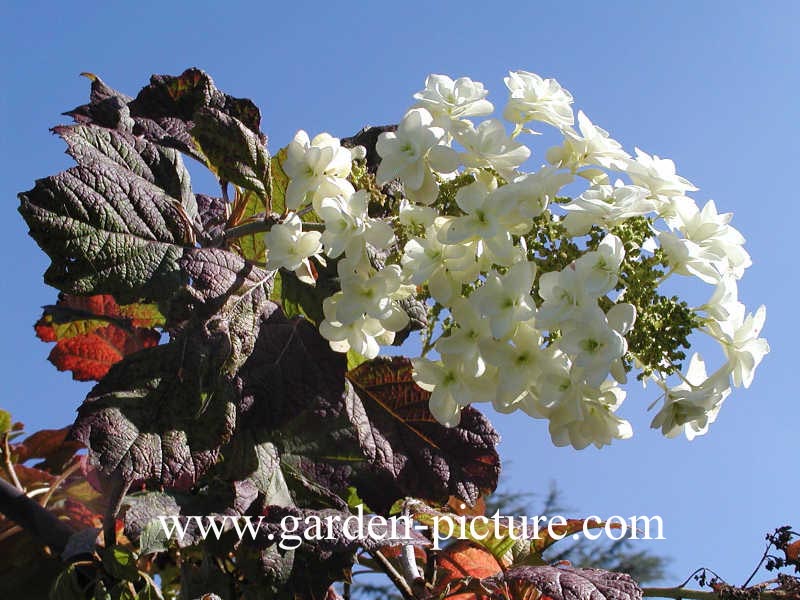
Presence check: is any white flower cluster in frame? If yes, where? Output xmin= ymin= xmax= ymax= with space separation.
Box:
xmin=265 ymin=71 xmax=769 ymax=449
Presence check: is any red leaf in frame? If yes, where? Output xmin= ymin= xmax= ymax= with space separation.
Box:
xmin=35 ymin=294 xmax=162 ymax=381
xmin=47 ymin=324 xmax=160 ymax=381
xmin=786 ymin=539 xmax=800 ymax=563
xmin=434 ymin=540 xmax=503 ymax=600
xmin=12 ymin=427 xmax=82 ymax=471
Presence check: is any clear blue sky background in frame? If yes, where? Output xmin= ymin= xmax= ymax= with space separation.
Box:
xmin=1 ymin=0 xmax=797 ymax=588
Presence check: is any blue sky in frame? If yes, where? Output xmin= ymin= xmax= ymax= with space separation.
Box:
xmin=2 ymin=0 xmax=797 ymax=588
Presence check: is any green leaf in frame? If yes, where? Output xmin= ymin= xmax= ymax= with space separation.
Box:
xmin=269 ymin=148 xmax=289 ymax=216
xmin=271 ymin=258 xmax=340 ymax=325
xmin=346 ymin=349 xmax=367 ymax=370
xmin=136 ymin=574 xmax=164 ymax=600
xmin=102 ymin=546 xmax=139 ymax=582
xmin=192 ymin=107 xmax=270 ymax=198
xmin=137 ymin=519 xmax=170 ymax=556
xmin=0 ymin=409 xmax=11 ymax=434
xmin=49 ymin=565 xmax=85 ymax=600
xmin=228 ymin=189 xmax=267 ymax=263
xmin=409 ymin=501 xmax=521 ymax=566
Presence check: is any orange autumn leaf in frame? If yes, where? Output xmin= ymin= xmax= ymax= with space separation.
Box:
xmin=435 ymin=540 xmax=503 ymax=600
xmin=35 ymin=294 xmax=162 ymax=381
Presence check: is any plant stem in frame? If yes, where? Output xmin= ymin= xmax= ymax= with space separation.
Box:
xmin=643 ymin=587 xmax=791 ymax=600
xmin=216 ymin=218 xmax=324 ymax=246
xmin=103 ymin=477 xmax=131 ymax=549
xmin=0 ymin=477 xmax=74 ymax=554
xmin=370 ymin=549 xmax=416 ymax=600
xmin=1 ymin=433 xmax=23 ymax=490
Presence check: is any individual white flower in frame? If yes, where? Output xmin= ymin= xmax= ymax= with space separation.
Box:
xmin=558 ymin=307 xmax=628 ymax=387
xmin=376 ymin=108 xmax=459 ymax=205
xmin=624 ymin=148 xmax=697 ymax=199
xmin=398 ymin=198 xmax=436 ymax=229
xmin=707 ymin=304 xmax=769 ymax=388
xmin=455 ymin=119 xmax=531 ymax=180
xmin=470 ymin=260 xmax=537 ymax=340
xmin=503 ymin=70 xmax=574 ymax=129
xmin=574 ymin=234 xmax=626 ymax=295
xmin=402 ymin=221 xmax=479 ymax=305
xmin=700 ymin=276 xmax=740 ymax=321
xmin=650 ymin=354 xmax=731 ymax=440
xmin=264 ymin=213 xmax=323 ymax=285
xmin=435 ymin=175 xmax=518 ymax=266
xmin=319 ymin=294 xmax=393 ymax=359
xmin=546 ymin=111 xmax=629 ymax=171
xmin=667 ymin=198 xmax=751 ymax=279
xmin=657 ymin=231 xmax=724 ymax=284
xmin=536 ymin=263 xmax=596 ymax=330
xmin=411 ymin=356 xmax=497 ymax=427
xmin=283 ymin=131 xmax=354 ymax=209
xmin=337 ymin=264 xmax=407 ymax=325
xmin=480 ymin=323 xmax=545 ymax=412
xmin=545 ymin=374 xmax=632 ymax=450
xmin=315 ymin=190 xmax=394 ymax=259
xmin=561 ymin=183 xmax=656 ymax=236
xmin=435 ymin=297 xmax=492 ymax=377
xmin=494 ymin=167 xmax=574 ymax=227
xmin=412 ymin=74 xmax=494 ymax=129
xmin=605 ymin=303 xmax=637 ymax=383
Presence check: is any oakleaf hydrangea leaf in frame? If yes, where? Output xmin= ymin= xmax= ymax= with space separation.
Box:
xmin=346 ymin=357 xmax=500 ymax=513
xmin=180 ymin=248 xmax=274 ymax=375
xmin=192 ymin=107 xmax=270 ymax=197
xmin=35 ymin=294 xmax=163 ymax=381
xmin=488 ymin=566 xmax=643 ymax=600
xmin=66 ymin=69 xmax=265 ymax=165
xmin=194 ymin=194 xmax=229 ymax=246
xmin=228 ymin=308 xmax=359 ymax=507
xmin=19 ymin=161 xmax=193 ymax=302
xmin=71 ymin=331 xmax=238 ymax=490
xmin=53 ymin=123 xmax=195 ymax=212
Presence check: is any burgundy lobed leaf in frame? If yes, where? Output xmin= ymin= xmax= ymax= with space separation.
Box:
xmin=195 ymin=194 xmax=229 ymax=246
xmin=192 ymin=107 xmax=271 ymax=196
xmin=70 ymin=330 xmax=238 ymax=490
xmin=489 ymin=565 xmax=644 ymax=600
xmin=18 ymin=160 xmax=194 ymax=303
xmin=53 ymin=123 xmax=195 ymax=210
xmin=65 ymin=68 xmax=266 ymax=166
xmin=179 ymin=247 xmax=274 ymax=375
xmin=345 ymin=357 xmax=500 ymax=513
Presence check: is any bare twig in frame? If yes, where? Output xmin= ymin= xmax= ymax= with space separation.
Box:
xmin=370 ymin=549 xmax=416 ymax=600
xmin=1 ymin=433 xmax=23 ymax=491
xmin=743 ymin=539 xmax=773 ymax=588
xmin=40 ymin=459 xmax=81 ymax=508
xmin=643 ymin=586 xmax=794 ymax=600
